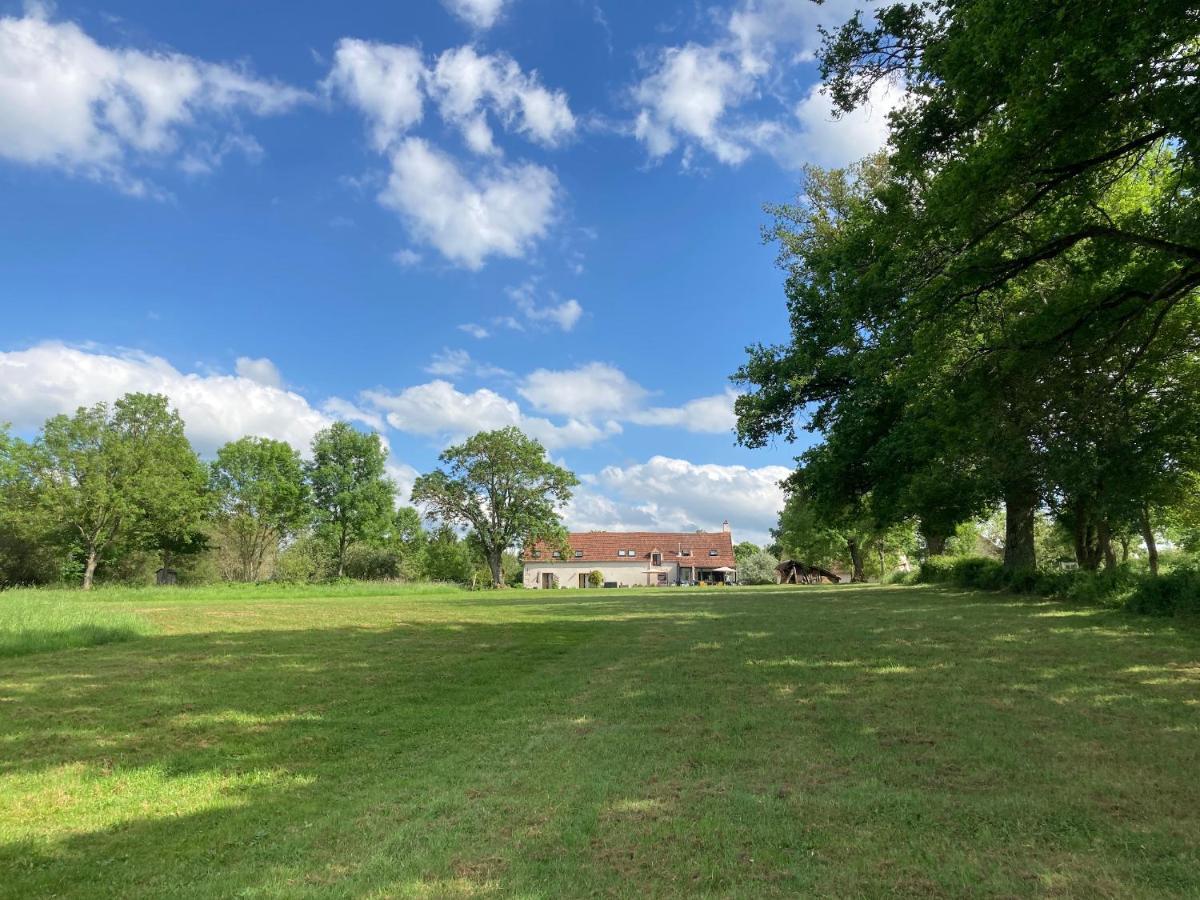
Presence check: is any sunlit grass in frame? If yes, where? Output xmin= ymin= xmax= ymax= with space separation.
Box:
xmin=0 ymin=593 xmax=152 ymax=658
xmin=0 ymin=583 xmax=1198 ymax=897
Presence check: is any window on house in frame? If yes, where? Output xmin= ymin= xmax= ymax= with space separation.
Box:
xmin=681 ymin=550 xmax=692 ymax=557
xmin=616 ymin=550 xmax=625 ymax=557
xmin=552 ymin=551 xmax=562 ymax=558
xmin=574 ymin=550 xmax=584 ymax=558
xmin=532 ymin=551 xmax=541 ymax=558
xmin=652 ymin=552 xmax=662 ymax=565
xmin=709 ymin=549 xmax=719 ymax=556
xmin=626 ymin=549 xmax=635 ymax=556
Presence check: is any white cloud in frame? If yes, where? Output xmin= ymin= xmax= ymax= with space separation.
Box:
xmin=235 ymin=356 xmax=283 ymax=389
xmin=441 ymin=0 xmax=511 ymax=30
xmin=321 ymin=396 xmax=386 ymax=432
xmin=379 ymin=137 xmax=559 ymax=270
xmin=566 ymin=455 xmax=790 ymax=546
xmin=424 ymin=348 xmax=510 ymax=379
xmin=0 ymin=8 xmax=307 ymax=193
xmin=519 ymin=363 xmax=648 ymax=417
xmin=363 ymin=380 xmax=616 ymax=450
xmin=458 ymin=323 xmax=490 ymax=339
xmin=392 ymin=248 xmax=422 ymax=267
xmin=633 ymin=44 xmax=754 ymax=166
xmin=327 ymin=39 xmax=572 ymax=268
xmin=429 ymin=46 xmax=574 ymax=154
xmin=505 ymin=280 xmax=584 ymax=331
xmin=0 ymin=343 xmax=331 ymax=455
xmin=627 ymin=388 xmax=739 ymax=434
xmin=630 ymin=0 xmax=893 ymax=170
xmin=324 ymin=38 xmax=425 ymax=151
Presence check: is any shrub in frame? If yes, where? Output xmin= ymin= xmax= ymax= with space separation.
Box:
xmin=739 ymin=549 xmax=779 ymax=585
xmin=587 ymin=570 xmax=604 ymax=587
xmin=1126 ymin=565 xmax=1200 ymax=616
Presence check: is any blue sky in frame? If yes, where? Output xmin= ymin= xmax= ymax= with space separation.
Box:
xmin=0 ymin=0 xmax=895 ymax=544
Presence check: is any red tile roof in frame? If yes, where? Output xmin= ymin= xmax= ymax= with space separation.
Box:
xmin=526 ymin=530 xmax=735 ymax=567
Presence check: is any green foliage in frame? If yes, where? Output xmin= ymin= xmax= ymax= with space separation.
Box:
xmin=274 ymin=533 xmax=335 ymax=583
xmin=1126 ymin=566 xmax=1200 ymax=617
xmin=733 ymin=541 xmax=760 ymax=564
xmin=210 ymin=437 xmax=310 ymax=582
xmin=736 ymin=0 xmax=1200 ymax=575
xmin=738 ymin=549 xmax=779 ymax=585
xmin=411 ymin=427 xmax=578 ymax=587
xmin=306 ymin=422 xmax=395 ymax=578
xmin=914 ymin=555 xmax=1174 ymax=612
xmin=587 ymin=569 xmax=604 ymax=587
xmin=32 ymin=394 xmax=209 ymax=588
xmin=422 ymin=525 xmax=475 ymax=585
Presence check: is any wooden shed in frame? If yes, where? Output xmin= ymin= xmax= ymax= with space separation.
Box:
xmin=775 ymin=559 xmax=841 ymax=585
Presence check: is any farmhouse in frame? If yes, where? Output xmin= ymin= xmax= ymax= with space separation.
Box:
xmin=523 ymin=522 xmax=737 ymax=588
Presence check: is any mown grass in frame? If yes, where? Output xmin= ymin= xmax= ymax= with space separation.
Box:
xmin=1 ymin=584 xmax=1198 ymax=897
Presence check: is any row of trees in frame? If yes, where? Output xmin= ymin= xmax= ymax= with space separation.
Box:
xmin=0 ymin=395 xmax=578 ymax=589
xmin=735 ymin=0 xmax=1200 ymax=576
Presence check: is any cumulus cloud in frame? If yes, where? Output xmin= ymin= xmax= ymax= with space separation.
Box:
xmin=379 ymin=137 xmax=559 ymax=269
xmin=633 ymin=44 xmax=754 ymax=166
xmin=630 ymin=0 xmax=894 ymax=170
xmin=429 ymin=46 xmax=574 ymax=154
xmin=0 ymin=7 xmax=307 ymax=193
xmin=234 ymin=356 xmax=283 ymax=388
xmin=327 ymin=39 xmax=571 ymax=268
xmin=324 ymin=39 xmax=426 ymax=151
xmin=441 ymin=0 xmax=511 ymax=30
xmin=627 ymin=388 xmax=739 ymax=434
xmin=0 ymin=343 xmax=331 ymax=455
xmin=566 ymin=455 xmax=790 ymax=546
xmin=363 ymin=380 xmax=616 ymax=450
xmin=518 ymin=363 xmax=648 ymax=417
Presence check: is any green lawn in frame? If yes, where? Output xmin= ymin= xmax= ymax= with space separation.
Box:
xmin=1 ymin=584 xmax=1198 ymax=898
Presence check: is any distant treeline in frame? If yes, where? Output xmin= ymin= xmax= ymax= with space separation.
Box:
xmin=0 ymin=393 xmax=516 ymax=590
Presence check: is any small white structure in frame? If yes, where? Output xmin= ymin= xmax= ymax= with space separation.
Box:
xmin=523 ymin=522 xmax=736 ymax=588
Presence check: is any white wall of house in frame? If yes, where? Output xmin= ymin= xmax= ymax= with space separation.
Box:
xmin=523 ymin=560 xmax=681 ymax=588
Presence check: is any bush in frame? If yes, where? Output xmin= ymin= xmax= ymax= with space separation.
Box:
xmin=1126 ymin=565 xmax=1200 ymax=616
xmin=739 ymin=549 xmax=779 ymax=585
xmin=916 ymin=554 xmax=1183 ymax=614
xmin=587 ymin=570 xmax=604 ymax=587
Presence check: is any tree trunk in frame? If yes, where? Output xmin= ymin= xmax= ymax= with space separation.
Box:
xmin=920 ymin=525 xmax=947 ymax=557
xmin=847 ymin=538 xmax=865 ymax=583
xmin=487 ymin=549 xmax=504 ymax=588
xmin=1140 ymin=504 xmax=1159 ymax=576
xmin=82 ymin=547 xmax=98 ymax=591
xmin=1100 ymin=519 xmax=1116 ymax=570
xmin=1073 ymin=516 xmax=1102 ymax=571
xmin=1118 ymin=534 xmax=1130 ymax=564
xmin=1003 ymin=481 xmax=1037 ymax=571
xmin=337 ymin=524 xmax=348 ymax=579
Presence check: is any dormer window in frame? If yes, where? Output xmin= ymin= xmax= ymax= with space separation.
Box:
xmin=552 ymin=551 xmax=562 ymax=559
xmin=574 ymin=550 xmax=584 ymax=558
xmin=709 ymin=549 xmax=719 ymax=556
xmin=680 ymin=549 xmax=692 ymax=557
xmin=652 ymin=552 xmax=662 ymax=565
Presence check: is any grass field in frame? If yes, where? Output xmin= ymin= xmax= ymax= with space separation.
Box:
xmin=1 ymin=583 xmax=1198 ymax=898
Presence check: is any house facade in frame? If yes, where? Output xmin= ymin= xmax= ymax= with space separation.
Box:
xmin=523 ymin=522 xmax=737 ymax=588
